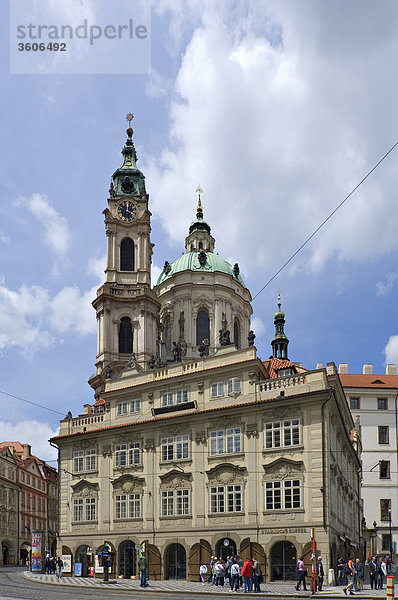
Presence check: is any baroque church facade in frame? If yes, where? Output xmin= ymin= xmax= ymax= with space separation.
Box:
xmin=52 ymin=119 xmax=361 ymax=581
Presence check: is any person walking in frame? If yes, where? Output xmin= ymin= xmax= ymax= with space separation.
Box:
xmin=343 ymin=557 xmax=355 ymax=595
xmin=316 ymin=556 xmax=324 ymax=591
xmin=56 ymin=556 xmax=63 ymax=580
xmin=252 ymin=557 xmax=261 ymax=593
xmin=214 ymin=559 xmax=225 ymax=587
xmin=369 ymin=556 xmax=377 ymax=590
xmin=379 ymin=557 xmax=387 ymax=589
xmin=138 ymin=551 xmax=148 ymax=587
xmin=230 ymin=558 xmax=240 ymax=592
xmin=208 ymin=556 xmax=214 ymax=583
xmin=241 ymin=558 xmax=253 ymax=592
xmin=296 ymin=557 xmax=307 ymax=591
xmin=337 ymin=557 xmax=346 ymax=586
xmin=200 ymin=563 xmax=207 ymax=584
xmin=355 ymin=559 xmax=364 ymax=591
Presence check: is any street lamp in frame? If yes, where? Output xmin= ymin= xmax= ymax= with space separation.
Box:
xmin=388 ymin=507 xmax=393 ymax=566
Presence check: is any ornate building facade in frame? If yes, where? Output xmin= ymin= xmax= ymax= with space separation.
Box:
xmin=52 ymin=119 xmax=361 ymax=581
xmin=0 ymin=446 xmax=19 ymax=565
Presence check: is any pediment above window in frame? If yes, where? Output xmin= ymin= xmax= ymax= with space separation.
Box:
xmin=111 ymin=474 xmax=144 ymax=492
xmin=71 ymin=480 xmax=99 ymax=496
xmin=206 ymin=463 xmax=246 ymax=484
xmin=263 ymin=457 xmax=304 ymax=479
xmin=159 ymin=469 xmax=192 ymax=488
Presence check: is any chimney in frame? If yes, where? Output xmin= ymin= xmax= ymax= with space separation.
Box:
xmin=316 ymin=362 xmax=323 ymax=369
xmin=22 ymin=444 xmax=31 ymax=460
xmin=386 ymin=364 xmax=396 ymax=376
xmin=363 ymin=364 xmax=373 ymax=375
xmin=326 ymin=362 xmax=337 ymax=375
xmin=339 ymin=363 xmax=349 ymax=374
xmin=83 ymin=404 xmax=92 ymax=415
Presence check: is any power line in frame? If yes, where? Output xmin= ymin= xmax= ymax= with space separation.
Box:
xmin=0 ymin=389 xmax=64 ymax=416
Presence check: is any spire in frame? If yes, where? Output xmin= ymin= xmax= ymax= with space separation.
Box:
xmin=271 ymin=289 xmax=289 ymax=359
xmin=111 ymin=113 xmax=146 ymax=197
xmin=185 ymin=187 xmax=215 ymax=252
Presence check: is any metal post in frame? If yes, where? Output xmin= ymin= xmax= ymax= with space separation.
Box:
xmin=389 ymin=508 xmax=393 ymax=566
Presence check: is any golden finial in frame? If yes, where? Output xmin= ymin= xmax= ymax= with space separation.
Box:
xmin=126 ymin=112 xmax=134 ymax=123
xmin=196 ymin=185 xmax=203 ymax=212
xmin=277 ymin=289 xmax=281 ymax=303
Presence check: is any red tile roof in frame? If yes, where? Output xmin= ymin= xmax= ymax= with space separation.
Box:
xmin=339 ymin=374 xmax=398 ymax=388
xmin=263 ymin=358 xmax=297 ymax=379
xmin=93 ymin=398 xmax=106 ymax=406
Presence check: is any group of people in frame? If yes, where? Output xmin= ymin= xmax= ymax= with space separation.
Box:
xmin=45 ymin=554 xmax=64 ymax=579
xmin=200 ymin=555 xmax=263 ymax=592
xmin=295 ymin=556 xmax=325 ymax=592
xmin=337 ymin=555 xmax=388 ymax=594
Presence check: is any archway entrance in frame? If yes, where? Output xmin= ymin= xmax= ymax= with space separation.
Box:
xmin=271 ymin=541 xmax=297 ymax=581
xmin=165 ymin=544 xmax=186 ymax=579
xmin=2 ymin=543 xmax=9 ymax=565
xmin=20 ymin=543 xmax=30 ymax=566
xmin=216 ymin=537 xmax=237 ymax=561
xmin=118 ymin=540 xmax=136 ymax=578
xmin=75 ymin=545 xmax=94 ymax=577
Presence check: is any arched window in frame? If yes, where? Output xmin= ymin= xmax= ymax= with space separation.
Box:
xmin=120 ymin=238 xmax=134 ymax=271
xmin=164 ymin=316 xmax=172 ymax=351
xmin=196 ymin=310 xmax=210 ymax=346
xmin=119 ymin=317 xmax=133 ymax=353
xmin=234 ymin=319 xmax=241 ymax=349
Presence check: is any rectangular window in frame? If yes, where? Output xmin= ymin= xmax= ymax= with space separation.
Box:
xmin=85 ymin=497 xmax=96 ymax=521
xmin=73 ymin=498 xmax=84 ymax=522
xmin=161 ymin=490 xmax=174 ymax=516
xmin=378 ymin=398 xmax=388 ymax=410
xmin=265 ymin=419 xmax=301 ymax=449
xmin=379 ymin=461 xmax=390 ymax=479
xmin=115 ymin=494 xmax=127 ymax=519
xmin=162 ymin=390 xmax=189 ymax=406
xmin=73 ymin=449 xmax=96 ymax=472
xmin=128 ymin=442 xmax=141 ymax=465
xmin=228 ymin=378 xmax=242 ymax=394
xmin=115 ymin=444 xmax=127 ymax=467
xmin=210 ymin=484 xmax=242 ymax=513
xmin=161 ymin=435 xmax=189 ymax=461
xmin=380 ymin=499 xmax=391 ymax=521
xmin=85 ymin=449 xmax=96 ymax=471
xmin=382 ymin=534 xmax=391 ymax=551
xmin=210 ymin=428 xmax=242 ymax=455
xmin=130 ymin=399 xmax=141 ymax=413
xmin=378 ymin=426 xmax=389 ymax=444
xmin=265 ymin=479 xmax=302 ymax=510
xmin=350 ymin=397 xmax=360 ymax=410
xmin=117 ymin=401 xmax=128 ymax=416
xmin=176 ymin=489 xmax=190 ymax=515
xmin=73 ymin=451 xmax=84 ymax=472
xmin=129 ymin=493 xmax=141 ymax=518
xmin=211 ymin=382 xmax=225 ymax=398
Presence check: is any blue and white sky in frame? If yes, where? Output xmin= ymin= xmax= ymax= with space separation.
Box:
xmin=2 ymin=0 xmax=398 ymax=463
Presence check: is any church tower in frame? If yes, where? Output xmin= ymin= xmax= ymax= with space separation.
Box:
xmin=271 ymin=291 xmax=289 ymax=359
xmin=89 ymin=115 xmax=160 ymax=396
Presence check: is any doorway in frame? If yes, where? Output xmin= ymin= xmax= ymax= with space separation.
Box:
xmin=271 ymin=541 xmax=297 ymax=581
xmin=216 ymin=537 xmax=237 ymax=561
xmin=118 ymin=540 xmax=136 ymax=578
xmin=165 ymin=543 xmax=186 ymax=579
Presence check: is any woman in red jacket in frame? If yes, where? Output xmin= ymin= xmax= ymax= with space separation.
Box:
xmin=241 ymin=559 xmax=253 ymax=592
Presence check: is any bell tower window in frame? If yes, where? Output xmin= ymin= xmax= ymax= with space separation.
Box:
xmin=120 ymin=238 xmax=135 ymax=271
xmin=164 ymin=316 xmax=172 ymax=351
xmin=119 ymin=317 xmax=133 ymax=353
xmin=196 ymin=310 xmax=210 ymax=347
xmin=234 ymin=319 xmax=241 ymax=349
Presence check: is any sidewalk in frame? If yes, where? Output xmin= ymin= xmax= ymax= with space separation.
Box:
xmin=23 ymin=572 xmax=397 ymax=597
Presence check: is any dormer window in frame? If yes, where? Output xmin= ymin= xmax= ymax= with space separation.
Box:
xmin=276 ymin=368 xmax=294 ymax=378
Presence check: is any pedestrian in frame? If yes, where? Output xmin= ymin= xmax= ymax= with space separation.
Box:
xmin=138 ymin=551 xmax=148 ymax=588
xmin=375 ymin=557 xmax=381 ymax=589
xmin=230 ymin=558 xmax=240 ymax=592
xmin=208 ymin=556 xmax=214 ymax=583
xmin=214 ymin=559 xmax=225 ymax=587
xmin=212 ymin=556 xmax=218 ymax=585
xmin=296 ymin=557 xmax=307 ymax=591
xmin=252 ymin=557 xmax=261 ymax=592
xmin=237 ymin=555 xmax=243 ymax=587
xmin=316 ymin=556 xmax=324 ymax=591
xmin=241 ymin=557 xmax=253 ymax=592
xmin=200 ymin=562 xmax=207 ymax=584
xmin=379 ymin=558 xmax=387 ymax=589
xmin=343 ymin=557 xmax=355 ymax=595
xmin=225 ymin=555 xmax=233 ymax=586
xmin=369 ymin=556 xmax=377 ymax=590
xmin=56 ymin=556 xmax=63 ymax=579
xmin=355 ymin=558 xmax=363 ymax=591
xmin=337 ymin=557 xmax=345 ymax=586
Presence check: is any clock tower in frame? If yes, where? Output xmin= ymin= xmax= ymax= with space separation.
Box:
xmin=89 ymin=115 xmax=160 ymax=396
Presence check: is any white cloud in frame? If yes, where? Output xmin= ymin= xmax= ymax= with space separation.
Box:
xmin=0 ymin=421 xmax=59 ymax=463
xmin=48 ymin=284 xmax=97 ymax=335
xmin=376 ymin=273 xmax=397 ymax=297
xmin=88 ymin=255 xmax=106 ymax=281
xmin=145 ymin=2 xmax=398 ymax=280
xmin=152 ymin=262 xmax=162 ymax=285
xmin=13 ymin=194 xmax=71 ymax=258
xmin=0 ymin=233 xmax=10 ymax=243
xmin=384 ymin=335 xmax=398 ymax=365
xmin=251 ymin=316 xmax=265 ymax=338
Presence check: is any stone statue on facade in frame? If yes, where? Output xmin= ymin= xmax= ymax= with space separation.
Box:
xmin=248 ymin=330 xmax=256 ymax=346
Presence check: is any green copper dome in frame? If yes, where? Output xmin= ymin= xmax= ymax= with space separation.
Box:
xmin=156 ymin=251 xmax=246 ymax=288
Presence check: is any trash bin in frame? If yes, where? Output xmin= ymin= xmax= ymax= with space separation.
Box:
xmin=88 ymin=566 xmax=94 ymax=577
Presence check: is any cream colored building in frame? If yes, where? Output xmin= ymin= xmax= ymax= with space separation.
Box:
xmin=52 ymin=120 xmax=361 ymax=581
xmin=0 ymin=446 xmax=19 ymax=565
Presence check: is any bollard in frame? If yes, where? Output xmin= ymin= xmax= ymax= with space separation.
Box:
xmin=387 ymin=575 xmax=394 ymax=600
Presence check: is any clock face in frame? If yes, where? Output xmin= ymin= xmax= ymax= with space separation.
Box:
xmin=117 ymin=200 xmax=137 ymax=222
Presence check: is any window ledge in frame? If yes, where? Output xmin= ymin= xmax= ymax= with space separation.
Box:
xmin=160 ymin=458 xmax=192 ymax=466
xmin=154 ymin=401 xmax=195 ymax=415
xmin=72 ymin=520 xmax=98 ymax=525
xmin=263 ymin=508 xmax=304 ymax=515
xmin=114 ymin=464 xmax=143 ymax=471
xmin=208 ymin=452 xmax=245 ymax=461
xmin=159 ymin=514 xmax=192 ymax=520
xmin=262 ymin=445 xmax=303 ymax=454
xmin=209 ymin=511 xmax=245 ymax=517
xmin=114 ymin=517 xmax=142 ymax=522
